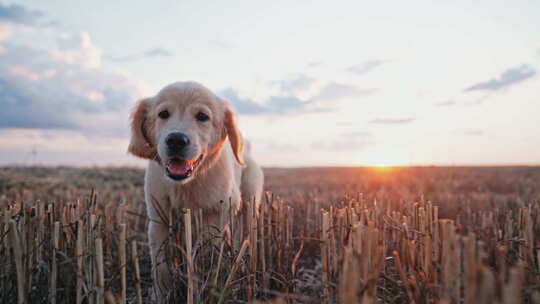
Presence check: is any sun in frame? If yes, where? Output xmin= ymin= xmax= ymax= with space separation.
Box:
xmin=358 ymin=149 xmax=410 ymax=167
xmin=369 ymin=161 xmax=399 ymax=168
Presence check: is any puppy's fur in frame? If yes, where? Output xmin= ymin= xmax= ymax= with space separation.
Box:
xmin=128 ymin=82 xmax=263 ymax=300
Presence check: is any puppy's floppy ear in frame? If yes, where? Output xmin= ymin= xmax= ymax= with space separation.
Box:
xmin=224 ymin=106 xmax=245 ymax=166
xmin=128 ymin=98 xmax=155 ymax=159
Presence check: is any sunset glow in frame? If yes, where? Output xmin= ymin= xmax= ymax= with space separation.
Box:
xmin=0 ymin=1 xmax=539 ymax=166
xmin=359 ymin=149 xmax=410 ymax=167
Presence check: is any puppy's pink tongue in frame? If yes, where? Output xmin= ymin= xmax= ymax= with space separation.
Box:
xmin=168 ymin=160 xmax=190 ymax=175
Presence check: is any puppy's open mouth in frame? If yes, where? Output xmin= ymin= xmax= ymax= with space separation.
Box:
xmin=166 ymin=154 xmax=204 ymax=181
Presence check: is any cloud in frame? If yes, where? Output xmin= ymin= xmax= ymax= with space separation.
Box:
xmin=0 ymin=35 xmax=143 ymax=135
xmin=144 ymin=47 xmax=172 ymax=57
xmin=221 ymin=80 xmax=375 ymax=116
xmin=0 ymin=78 xmax=76 ymax=129
xmin=369 ymin=118 xmax=415 ymax=124
xmin=0 ymin=3 xmax=45 ymax=26
xmin=265 ymin=95 xmax=312 ymax=114
xmin=311 ymin=138 xmax=372 ymax=151
xmin=313 ymin=82 xmax=376 ymax=100
xmin=53 ymin=32 xmax=102 ymax=68
xmin=0 ymin=3 xmax=52 ymax=40
xmin=275 ymin=74 xmax=316 ymax=94
xmin=464 ymin=64 xmax=536 ymax=92
xmin=313 ymin=132 xmax=373 ymax=150
xmin=435 ymin=100 xmax=456 ymax=106
xmin=347 ymin=60 xmax=386 ymax=75
xmin=104 ymin=47 xmax=173 ymax=63
xmin=0 ymin=128 xmax=139 ymax=166
xmin=221 ymin=88 xmax=328 ymax=115
xmin=252 ymin=139 xmax=301 ymax=152
xmin=103 ymin=54 xmax=138 ymax=63
xmin=219 ymin=88 xmax=267 ymax=114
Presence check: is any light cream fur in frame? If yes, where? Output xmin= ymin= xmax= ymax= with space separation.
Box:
xmin=127 ymin=81 xmax=264 ymax=301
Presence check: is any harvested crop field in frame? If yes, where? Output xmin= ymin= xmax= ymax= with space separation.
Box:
xmin=1 ymin=166 xmax=540 ymax=303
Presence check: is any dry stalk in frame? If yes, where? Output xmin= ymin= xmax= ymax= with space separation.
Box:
xmin=212 ymin=239 xmax=226 ymax=288
xmin=338 ymin=247 xmax=360 ymax=304
xmin=96 ymin=238 xmax=105 ymax=304
xmin=76 ymin=220 xmax=84 ymax=304
xmin=131 ymin=240 xmax=143 ymax=304
xmin=10 ymin=220 xmax=26 ymax=304
xmin=502 ymin=262 xmax=525 ymax=304
xmin=50 ymin=221 xmax=60 ymax=304
xmin=184 ymin=208 xmax=194 ymax=304
xmin=218 ymin=239 xmax=250 ymax=304
xmin=119 ymin=223 xmax=127 ymax=304
xmin=392 ymin=250 xmax=415 ymax=303
xmin=321 ymin=210 xmax=330 ymax=303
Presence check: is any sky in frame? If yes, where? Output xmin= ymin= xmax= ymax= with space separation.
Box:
xmin=0 ymin=0 xmax=539 ymax=167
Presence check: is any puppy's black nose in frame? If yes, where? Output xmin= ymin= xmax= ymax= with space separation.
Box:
xmin=166 ymin=132 xmax=190 ymax=151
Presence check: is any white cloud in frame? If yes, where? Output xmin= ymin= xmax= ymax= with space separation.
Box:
xmin=104 ymin=47 xmax=174 ymax=63
xmin=435 ymin=100 xmax=456 ymax=106
xmin=144 ymin=47 xmax=172 ymax=57
xmin=51 ymin=32 xmax=102 ymax=68
xmin=0 ymin=33 xmax=144 ymax=135
xmin=347 ymin=60 xmax=387 ymax=75
xmin=369 ymin=118 xmax=415 ymax=124
xmin=8 ymin=65 xmax=41 ymax=81
xmin=274 ymin=74 xmax=316 ymax=94
xmin=313 ymin=82 xmax=376 ymax=101
xmin=221 ymin=80 xmax=375 ymax=116
xmin=0 ymin=3 xmax=51 ymax=41
xmin=464 ymin=64 xmax=536 ymax=92
xmin=0 ymin=22 xmax=15 ymax=40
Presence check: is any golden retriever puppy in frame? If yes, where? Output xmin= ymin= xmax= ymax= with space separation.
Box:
xmin=127 ymin=81 xmax=264 ymax=300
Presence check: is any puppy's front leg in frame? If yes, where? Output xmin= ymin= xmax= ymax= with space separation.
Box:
xmin=148 ymin=220 xmax=172 ymax=302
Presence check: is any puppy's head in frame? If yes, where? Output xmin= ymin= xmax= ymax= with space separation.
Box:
xmin=128 ymin=81 xmax=244 ymax=183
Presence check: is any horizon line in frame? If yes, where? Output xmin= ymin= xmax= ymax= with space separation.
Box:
xmin=2 ymin=163 xmax=540 ymax=169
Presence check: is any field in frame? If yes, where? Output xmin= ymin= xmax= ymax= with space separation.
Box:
xmin=1 ymin=166 xmax=540 ymax=303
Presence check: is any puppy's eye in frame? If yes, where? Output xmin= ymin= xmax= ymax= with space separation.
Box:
xmin=195 ymin=112 xmax=209 ymax=122
xmin=158 ymin=110 xmax=170 ymax=119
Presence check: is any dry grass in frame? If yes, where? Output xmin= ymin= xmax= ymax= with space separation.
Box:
xmin=1 ymin=166 xmax=540 ymax=303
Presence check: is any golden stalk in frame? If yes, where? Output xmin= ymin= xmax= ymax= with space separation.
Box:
xmin=131 ymin=240 xmax=143 ymax=304
xmin=10 ymin=220 xmax=26 ymax=304
xmin=184 ymin=208 xmax=194 ymax=304
xmin=50 ymin=221 xmax=60 ymax=304
xmin=76 ymin=220 xmax=84 ymax=304
xmin=320 ymin=210 xmax=330 ymax=303
xmin=96 ymin=238 xmax=105 ymax=304
xmin=118 ymin=223 xmax=127 ymax=304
